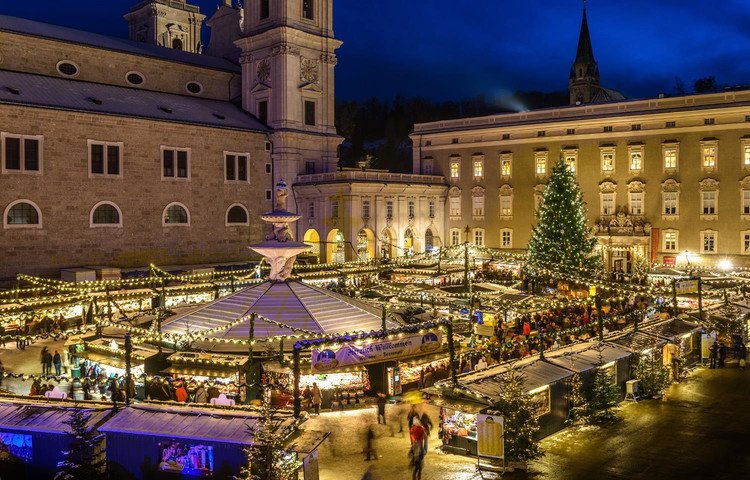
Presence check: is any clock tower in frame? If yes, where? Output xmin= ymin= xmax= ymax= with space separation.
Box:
xmin=236 ymin=0 xmax=343 ymax=211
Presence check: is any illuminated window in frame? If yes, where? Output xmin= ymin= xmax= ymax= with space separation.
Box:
xmin=473 ymin=228 xmax=484 ymax=246
xmin=450 ymin=160 xmax=460 ymax=180
xmin=628 ymin=147 xmax=643 ymax=172
xmin=664 ymin=230 xmax=678 ymax=252
xmin=563 ymin=151 xmax=577 ymax=173
xmin=473 ymin=158 xmax=484 ymax=178
xmin=701 ymin=230 xmax=717 ymax=253
xmin=501 ymin=229 xmax=512 ymax=249
xmin=629 ymin=192 xmax=644 ymax=215
xmin=743 ymin=143 xmax=750 ymax=167
xmin=535 ymin=152 xmax=547 ymax=175
xmin=663 ymin=147 xmax=678 ymax=170
xmin=449 ymin=196 xmax=461 ymax=217
xmin=701 ymin=191 xmax=717 ymax=215
xmin=600 ymin=149 xmax=615 ymax=173
xmin=450 ymin=229 xmax=461 ymax=246
xmin=663 ymin=191 xmax=678 ymax=215
xmin=701 ymin=141 xmax=718 ymax=169
xmin=500 ymin=154 xmax=512 ymax=177
xmin=601 ymin=192 xmax=615 ymax=215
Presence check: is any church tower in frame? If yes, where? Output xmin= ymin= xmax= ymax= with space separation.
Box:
xmin=568 ymin=2 xmax=600 ymax=105
xmin=236 ymin=0 xmax=344 ymax=211
xmin=125 ymin=0 xmax=206 ymax=53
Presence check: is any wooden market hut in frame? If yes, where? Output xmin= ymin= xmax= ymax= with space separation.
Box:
xmin=640 ymin=317 xmax=704 ymax=366
xmin=0 ymin=399 xmax=112 ymax=479
xmin=543 ymin=341 xmax=633 ymax=397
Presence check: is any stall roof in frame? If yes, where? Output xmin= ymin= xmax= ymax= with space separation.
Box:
xmin=98 ymin=405 xmax=295 ymax=445
xmin=543 ymin=342 xmax=632 ymax=373
xmin=607 ymin=331 xmax=668 ymax=353
xmin=640 ymin=318 xmax=703 ymax=341
xmin=434 ymin=356 xmax=573 ymax=406
xmin=0 ymin=401 xmax=112 ymax=434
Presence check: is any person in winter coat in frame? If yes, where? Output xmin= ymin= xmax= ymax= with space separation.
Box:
xmin=30 ymin=379 xmax=41 ymax=396
xmin=312 ymin=382 xmax=322 ymax=415
xmin=207 ymin=383 xmax=220 ymax=400
xmin=53 ymin=351 xmax=62 ymax=376
xmin=419 ymin=411 xmax=433 ymax=454
xmin=175 ymin=382 xmax=189 ymax=403
xmin=194 ymin=384 xmax=209 ymax=403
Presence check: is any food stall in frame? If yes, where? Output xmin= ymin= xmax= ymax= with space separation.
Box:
xmin=543 ymin=341 xmax=633 ymax=397
xmin=75 ymin=337 xmax=167 ymax=378
xmin=429 ymin=356 xmax=574 ymax=454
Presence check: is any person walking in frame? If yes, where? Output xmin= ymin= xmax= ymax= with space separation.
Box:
xmin=407 ymin=404 xmax=419 ymax=430
xmin=364 ymin=424 xmax=377 ymax=461
xmin=709 ymin=341 xmax=718 ymax=369
xmin=419 ymin=411 xmax=433 ymax=454
xmin=303 ymin=385 xmax=313 ymax=411
xmin=408 ymin=426 xmax=425 ymax=480
xmin=376 ymin=392 xmax=387 ymax=425
xmin=42 ymin=348 xmax=53 ymax=377
xmin=312 ymin=382 xmax=322 ymax=415
xmin=718 ymin=342 xmax=727 ymax=368
xmin=53 ymin=350 xmax=62 ymax=376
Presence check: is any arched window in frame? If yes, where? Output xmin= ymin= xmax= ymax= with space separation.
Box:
xmin=163 ymin=203 xmax=190 ymax=226
xmin=226 ymin=204 xmax=249 ymax=226
xmin=4 ymin=200 xmax=41 ymax=228
xmin=172 ymin=38 xmax=183 ymax=51
xmin=425 ymin=229 xmax=434 ymax=252
xmin=90 ymin=202 xmax=122 ymax=227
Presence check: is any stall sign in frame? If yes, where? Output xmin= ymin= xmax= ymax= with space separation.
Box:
xmin=476 ymin=413 xmax=504 ymax=460
xmin=159 ymin=442 xmax=214 ymax=476
xmin=675 ymin=279 xmax=699 ymax=295
xmin=312 ymin=331 xmax=442 ymax=372
xmin=528 ymin=385 xmax=551 ymax=417
xmin=701 ymin=333 xmax=717 ymax=361
xmin=474 ymin=324 xmax=495 ymax=337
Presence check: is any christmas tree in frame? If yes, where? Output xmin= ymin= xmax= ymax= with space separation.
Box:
xmin=236 ymin=388 xmax=299 ymax=480
xmin=633 ymin=344 xmax=672 ymax=398
xmin=494 ymin=370 xmax=543 ymax=463
xmin=55 ymin=407 xmax=105 ymax=480
xmin=567 ymin=372 xmax=591 ymax=424
xmin=588 ymin=348 xmax=621 ymax=419
xmin=526 ymin=159 xmax=601 ymax=276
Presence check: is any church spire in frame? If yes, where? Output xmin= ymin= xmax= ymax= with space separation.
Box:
xmin=568 ymin=0 xmax=600 ymax=105
xmin=575 ymin=1 xmax=595 ymax=64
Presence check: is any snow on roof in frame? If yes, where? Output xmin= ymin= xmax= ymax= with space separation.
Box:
xmin=0 ymin=70 xmax=269 ymax=132
xmin=98 ymin=405 xmax=293 ymax=445
xmin=607 ymin=331 xmax=668 ymax=353
xmin=0 ymin=14 xmax=240 ymax=72
xmin=640 ymin=317 xmax=702 ymax=341
xmin=0 ymin=401 xmax=112 ymax=434
xmin=543 ymin=341 xmax=632 ymax=372
xmin=161 ymin=280 xmax=397 ymax=342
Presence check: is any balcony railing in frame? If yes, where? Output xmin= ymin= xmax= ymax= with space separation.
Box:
xmin=295 ymin=170 xmax=446 ymax=185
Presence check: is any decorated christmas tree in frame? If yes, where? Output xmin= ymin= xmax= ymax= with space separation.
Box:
xmin=236 ymin=388 xmax=299 ymax=480
xmin=526 ymin=159 xmax=601 ymax=276
xmin=567 ymin=372 xmax=591 ymax=424
xmin=55 ymin=407 xmax=105 ymax=480
xmin=633 ymin=344 xmax=672 ymax=398
xmin=494 ymin=370 xmax=543 ymax=463
xmin=589 ymin=349 xmax=621 ymax=419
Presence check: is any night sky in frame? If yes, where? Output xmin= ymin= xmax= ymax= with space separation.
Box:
xmin=2 ymin=0 xmax=750 ymax=102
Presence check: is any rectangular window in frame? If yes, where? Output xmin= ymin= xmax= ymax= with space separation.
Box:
xmin=423 ymin=159 xmax=433 ymax=175
xmin=2 ymin=134 xmax=42 ymax=173
xmin=632 ymin=124 xmax=641 ymax=131
xmin=362 ymin=199 xmax=370 ymax=219
xmin=449 ymin=197 xmax=461 ymax=217
xmin=331 ymin=200 xmax=339 ymax=218
xmin=308 ymin=202 xmax=315 ymax=218
xmin=566 ymin=128 xmax=576 ymax=135
xmin=473 ymin=196 xmax=485 ymax=217
xmin=664 ymin=192 xmax=678 ymax=215
xmin=704 ymin=118 xmax=715 ymax=125
xmin=258 ymin=100 xmax=269 ymax=124
xmin=305 ymin=161 xmax=315 ymax=174
xmin=474 ymin=229 xmax=484 ymax=246
xmin=702 ymin=232 xmax=716 ymax=253
xmin=500 ymin=196 xmax=512 ymax=217
xmin=429 ymin=200 xmax=435 ymax=219
xmin=408 ymin=200 xmax=415 ymax=218
xmin=260 ymin=0 xmax=270 ymax=19
xmin=473 ymin=159 xmax=484 ymax=178
xmin=162 ymin=147 xmax=190 ymax=179
xmin=537 ymin=131 xmax=546 ymax=137
xmin=265 ymin=163 xmax=272 ymax=174
xmin=666 ymin=121 xmax=676 ymax=128
xmin=451 ymin=138 xmax=459 ymax=144
xmin=702 ymin=145 xmax=717 ymax=168
xmin=89 ymin=141 xmax=121 ymax=177
xmin=664 ymin=147 xmax=677 ymax=170
xmin=502 ymin=133 xmax=511 ymax=140
xmin=743 ymin=143 xmax=750 ymax=167
xmin=535 ymin=153 xmax=546 ymax=175
xmin=386 ymin=200 xmax=394 ymax=219
xmin=225 ymin=153 xmax=249 ymax=182
xmin=450 ymin=161 xmax=460 ymax=180
xmin=629 ymin=192 xmax=644 ymax=215
xmin=629 ymin=150 xmax=643 ymax=172
xmin=501 ymin=230 xmax=512 ymax=248
xmin=743 ymin=191 xmax=750 ymax=215
xmin=451 ymin=230 xmax=461 ymax=246
xmin=702 ymin=191 xmax=716 ymax=215
xmin=564 ymin=152 xmax=577 ymax=173
xmin=266 ymin=190 xmax=272 ymax=200
xmin=601 ymin=193 xmax=615 ymax=215
xmin=304 ymin=100 xmax=316 ymax=126
xmin=501 ymin=158 xmax=512 ymax=177
xmin=744 ymin=233 xmax=750 ymax=254
xmin=302 ymin=0 xmax=314 ymax=20
xmin=603 ymin=126 xmax=613 ymax=132
xmin=664 ymin=231 xmax=677 ymax=252
xmin=601 ymin=150 xmax=615 ymax=173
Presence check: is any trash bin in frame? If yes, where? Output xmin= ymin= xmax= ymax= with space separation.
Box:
xmin=71 ymin=367 xmax=81 ymax=378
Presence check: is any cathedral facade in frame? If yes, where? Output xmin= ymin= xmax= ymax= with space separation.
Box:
xmin=0 ymin=0 xmax=343 ymax=278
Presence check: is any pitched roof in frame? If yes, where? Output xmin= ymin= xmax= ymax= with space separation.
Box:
xmin=0 ymin=70 xmax=269 ymax=132
xmin=543 ymin=341 xmax=632 ymax=373
xmin=574 ymin=6 xmax=595 ymax=64
xmin=161 ymin=280 xmax=396 ymax=347
xmin=0 ymin=401 xmax=112 ymax=434
xmin=0 ymin=14 xmax=239 ymax=73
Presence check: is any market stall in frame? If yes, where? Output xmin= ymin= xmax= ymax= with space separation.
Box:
xmin=73 ymin=337 xmax=168 ymax=378
xmin=543 ymin=341 xmax=633 ymax=396
xmin=0 ymin=399 xmax=112 ymax=479
xmin=640 ymin=317 xmax=704 ymax=366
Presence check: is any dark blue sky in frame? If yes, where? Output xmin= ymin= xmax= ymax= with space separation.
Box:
xmin=3 ymin=1 xmax=750 ymax=101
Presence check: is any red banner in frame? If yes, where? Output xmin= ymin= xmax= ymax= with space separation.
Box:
xmin=650 ymin=228 xmax=660 ymax=264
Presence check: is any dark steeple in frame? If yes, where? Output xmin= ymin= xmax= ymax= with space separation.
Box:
xmin=575 ymin=2 xmax=595 ymax=64
xmin=568 ymin=1 xmax=601 ymax=105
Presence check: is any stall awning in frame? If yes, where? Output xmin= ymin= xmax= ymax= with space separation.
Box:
xmin=428 ymin=396 xmax=488 ymax=414
xmin=544 ymin=342 xmax=632 ymax=373
xmin=160 ymin=367 xmax=239 ymax=379
xmin=79 ymin=351 xmax=135 ymax=370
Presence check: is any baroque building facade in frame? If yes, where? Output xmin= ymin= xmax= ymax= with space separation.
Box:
xmin=0 ymin=0 xmax=344 ymax=278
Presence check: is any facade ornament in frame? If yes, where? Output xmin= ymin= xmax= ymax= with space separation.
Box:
xmin=740 ymin=176 xmax=750 ymax=190
xmin=257 ymin=58 xmax=271 ymax=83
xmin=300 ymin=56 xmax=319 ymax=84
xmin=698 ymin=178 xmax=719 ymax=191
xmin=471 ymin=185 xmax=485 ymax=197
xmin=271 ymin=44 xmax=301 ymax=57
xmin=661 ymin=178 xmax=680 ymax=192
xmin=319 ymin=53 xmax=338 ymax=65
xmin=627 ymin=180 xmax=646 ymax=193
xmin=499 ymin=184 xmax=513 ymax=196
xmin=448 ymin=186 xmax=461 ymax=197
xmin=598 ymin=180 xmax=617 ymax=193
xmin=596 ymin=207 xmax=650 ymax=236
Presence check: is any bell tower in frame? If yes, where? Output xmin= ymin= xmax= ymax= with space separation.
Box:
xmin=568 ymin=2 xmax=600 ymax=105
xmin=125 ymin=0 xmax=206 ymax=53
xmin=236 ymin=0 xmax=343 ymax=210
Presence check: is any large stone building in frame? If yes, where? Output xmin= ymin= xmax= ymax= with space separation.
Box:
xmin=410 ymin=6 xmax=750 ymax=272
xmin=0 ymin=0 xmax=344 ymax=278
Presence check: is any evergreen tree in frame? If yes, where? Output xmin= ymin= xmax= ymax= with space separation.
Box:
xmin=526 ymin=159 xmax=601 ymax=276
xmin=589 ymin=349 xmax=621 ymax=418
xmin=633 ymin=345 xmax=672 ymax=398
xmin=494 ymin=370 xmax=543 ymax=463
xmin=236 ymin=388 xmax=299 ymax=480
xmin=567 ymin=372 xmax=591 ymax=424
xmin=55 ymin=407 xmax=105 ymax=480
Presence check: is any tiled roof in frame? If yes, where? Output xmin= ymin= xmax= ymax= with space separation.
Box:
xmin=0 ymin=14 xmax=240 ymax=72
xmin=0 ymin=70 xmax=269 ymax=132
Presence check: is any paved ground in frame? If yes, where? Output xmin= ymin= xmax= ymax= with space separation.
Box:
xmin=306 ymin=366 xmax=750 ymax=480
